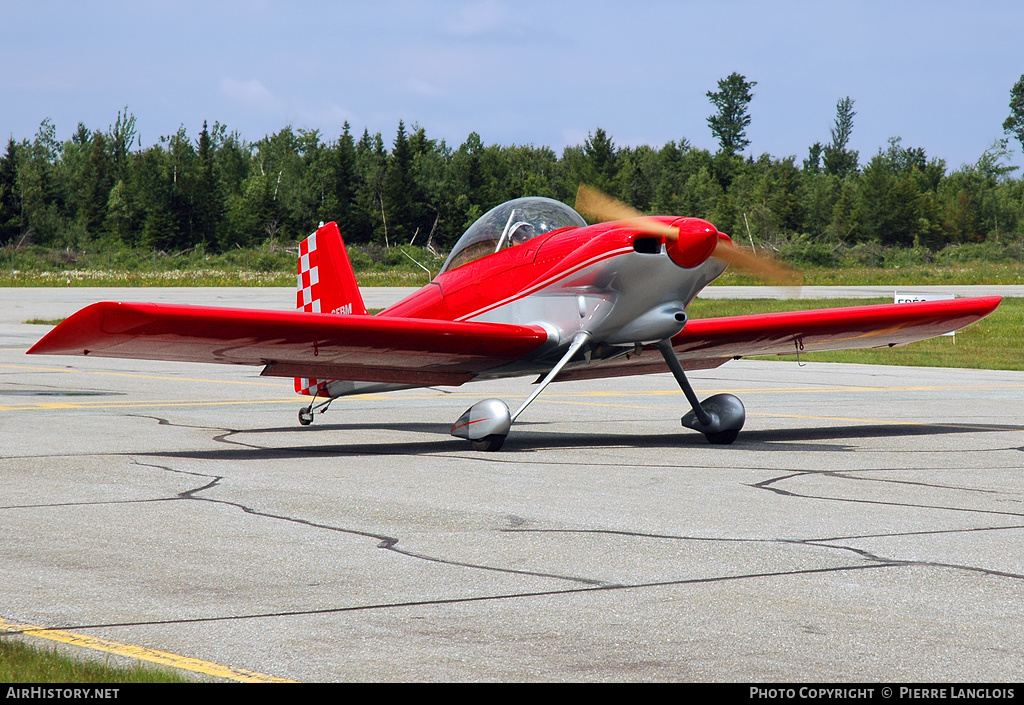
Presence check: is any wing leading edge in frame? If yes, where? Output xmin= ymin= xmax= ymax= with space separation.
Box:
xmin=27 ymin=301 xmax=550 ymax=387
xmin=551 ymin=296 xmax=1002 ymax=382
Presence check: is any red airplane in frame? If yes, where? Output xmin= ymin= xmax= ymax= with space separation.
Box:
xmin=28 ymin=186 xmax=1001 ymax=451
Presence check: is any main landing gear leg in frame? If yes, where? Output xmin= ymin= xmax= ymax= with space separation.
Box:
xmin=452 ymin=332 xmax=592 ymax=451
xmin=656 ymin=339 xmax=745 ymax=445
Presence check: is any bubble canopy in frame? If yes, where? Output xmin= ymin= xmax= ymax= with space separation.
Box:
xmin=440 ymin=197 xmax=587 ymax=274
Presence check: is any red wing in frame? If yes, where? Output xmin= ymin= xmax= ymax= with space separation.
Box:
xmin=27 ymin=302 xmax=549 ymax=387
xmin=553 ymin=296 xmax=1001 ymax=382
xmin=674 ymin=296 xmax=1001 ymax=358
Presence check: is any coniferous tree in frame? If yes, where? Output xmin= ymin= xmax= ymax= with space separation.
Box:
xmin=582 ymin=128 xmax=618 ymax=195
xmin=823 ymin=97 xmax=859 ymax=178
xmin=326 ymin=122 xmax=359 ymax=235
xmin=193 ymin=121 xmax=222 ymax=246
xmin=1003 ymin=75 xmax=1024 ymax=151
xmin=353 ymin=129 xmax=388 ymax=245
xmin=804 ymin=142 xmax=823 ymax=174
xmin=706 ymin=73 xmax=757 ymax=156
xmin=162 ymin=126 xmax=197 ymax=250
xmin=133 ymin=144 xmax=173 ymax=250
xmin=109 ymin=109 xmax=137 ymax=183
xmin=383 ymin=120 xmax=423 ymax=243
xmin=19 ymin=119 xmax=64 ymax=245
xmin=80 ymin=131 xmax=113 ymax=237
xmin=0 ymin=138 xmax=21 ymax=244
xmin=616 ymin=145 xmax=657 ymax=211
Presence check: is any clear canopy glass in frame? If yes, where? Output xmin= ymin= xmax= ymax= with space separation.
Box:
xmin=440 ymin=197 xmax=586 ymax=273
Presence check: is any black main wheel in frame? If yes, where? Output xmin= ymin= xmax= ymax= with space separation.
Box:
xmin=704 ymin=429 xmax=739 ymax=445
xmin=471 ymin=434 xmax=506 ymax=452
xmin=298 ymin=409 xmax=313 ymax=426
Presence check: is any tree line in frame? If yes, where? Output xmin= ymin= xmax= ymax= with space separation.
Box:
xmin=2 ymin=73 xmax=1023 ymax=259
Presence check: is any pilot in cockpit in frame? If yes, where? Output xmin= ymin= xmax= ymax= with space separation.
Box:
xmin=507 ymin=222 xmax=534 ymax=248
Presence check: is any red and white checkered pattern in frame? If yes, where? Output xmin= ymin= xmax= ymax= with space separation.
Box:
xmin=297 ymin=232 xmax=322 ymax=313
xmin=296 ymin=231 xmax=325 ymax=395
xmin=294 ymin=222 xmax=367 ymax=397
xmin=296 ymin=377 xmax=329 ymax=397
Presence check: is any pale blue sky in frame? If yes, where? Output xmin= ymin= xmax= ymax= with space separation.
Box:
xmin=3 ymin=0 xmax=1022 ymax=170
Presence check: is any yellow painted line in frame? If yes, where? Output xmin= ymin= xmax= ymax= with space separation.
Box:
xmin=8 ymin=390 xmax=1017 ymax=436
xmin=524 ymin=397 xmax=1024 ymax=432
xmin=3 ymin=384 xmax=1020 ymax=413
xmin=0 ymin=398 xmax=302 ymax=412
xmin=0 ymin=395 xmax=395 ymax=412
xmin=7 ymin=361 xmax=1024 ymax=397
xmin=0 ymin=363 xmax=283 ymax=387
xmin=382 ymin=383 xmax=1024 ymax=402
xmin=535 ymin=397 xmax=920 ymax=426
xmin=535 ymin=399 xmax=678 ymax=413
xmin=536 ymin=384 xmax=1024 ymax=396
xmin=748 ymin=411 xmax=926 ymax=425
xmin=0 ymin=617 xmax=296 ymax=683
xmin=748 ymin=411 xmax=1024 ymax=432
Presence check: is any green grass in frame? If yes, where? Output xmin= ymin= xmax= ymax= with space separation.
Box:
xmin=715 ymin=261 xmax=1024 ymax=287
xmin=5 ymin=264 xmax=1021 ymax=288
xmin=687 ymin=296 xmax=1022 ymax=371
xmin=0 ymin=268 xmax=434 ymax=287
xmin=0 ymin=638 xmax=192 ymax=683
xmin=0 ymin=243 xmax=442 ymax=287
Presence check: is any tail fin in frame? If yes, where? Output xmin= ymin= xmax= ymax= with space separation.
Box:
xmin=295 ymin=221 xmax=366 ymax=396
xmin=296 ymin=221 xmax=367 ymax=316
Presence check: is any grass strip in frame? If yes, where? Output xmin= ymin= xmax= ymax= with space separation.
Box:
xmin=0 ymin=638 xmax=192 ymax=683
xmin=688 ymin=296 xmax=1023 ymax=371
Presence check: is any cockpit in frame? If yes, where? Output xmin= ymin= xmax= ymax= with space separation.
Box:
xmin=440 ymin=197 xmax=587 ymax=274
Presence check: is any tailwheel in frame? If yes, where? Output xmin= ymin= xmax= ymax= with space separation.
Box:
xmin=471 ymin=434 xmax=506 ymax=452
xmin=298 ymin=395 xmax=335 ymax=427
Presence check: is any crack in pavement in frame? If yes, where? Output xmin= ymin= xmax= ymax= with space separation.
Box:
xmin=126 ymin=414 xmax=267 ymax=451
xmin=819 ymin=470 xmax=1008 ymax=495
xmin=806 ymin=523 xmax=1024 ymax=543
xmin=752 ymin=472 xmax=1024 ymax=519
xmin=504 ymin=525 xmax=1024 ymax=584
xmin=11 ymin=562 xmax=892 ymax=634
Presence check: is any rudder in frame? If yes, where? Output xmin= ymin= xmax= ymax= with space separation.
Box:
xmin=295 ymin=221 xmax=367 ymax=396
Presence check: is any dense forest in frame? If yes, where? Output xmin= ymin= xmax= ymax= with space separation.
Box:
xmin=3 ymin=73 xmax=1024 ymax=266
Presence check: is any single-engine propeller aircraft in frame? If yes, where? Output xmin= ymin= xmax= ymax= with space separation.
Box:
xmin=29 ymin=186 xmax=1001 ymax=451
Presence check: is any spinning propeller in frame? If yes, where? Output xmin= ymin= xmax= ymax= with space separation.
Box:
xmin=574 ymin=184 xmax=802 ymax=286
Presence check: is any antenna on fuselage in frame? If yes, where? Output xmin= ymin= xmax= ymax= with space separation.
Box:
xmin=399 ymin=248 xmax=432 ymax=281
